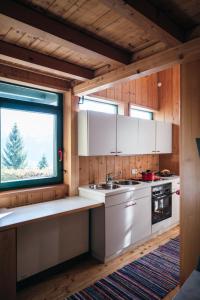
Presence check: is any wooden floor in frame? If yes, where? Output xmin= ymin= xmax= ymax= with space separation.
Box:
xmin=17 ymin=226 xmax=180 ymax=300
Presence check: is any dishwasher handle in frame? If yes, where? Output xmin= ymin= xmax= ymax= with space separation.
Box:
xmin=125 ymin=201 xmax=136 ymax=208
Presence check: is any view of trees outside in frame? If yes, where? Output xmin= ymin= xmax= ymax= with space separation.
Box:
xmin=1 ymin=108 xmax=56 ymax=182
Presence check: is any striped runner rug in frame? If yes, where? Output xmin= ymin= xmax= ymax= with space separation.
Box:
xmin=66 ymin=236 xmax=180 ymax=300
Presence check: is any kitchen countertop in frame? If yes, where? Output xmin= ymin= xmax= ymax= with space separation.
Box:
xmin=0 ymin=197 xmax=104 ymax=231
xmin=79 ymin=176 xmax=180 ymax=197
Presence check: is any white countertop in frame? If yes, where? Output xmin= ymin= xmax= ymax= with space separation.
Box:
xmin=79 ymin=176 xmax=180 ymax=196
xmin=0 ymin=197 xmax=104 ymax=231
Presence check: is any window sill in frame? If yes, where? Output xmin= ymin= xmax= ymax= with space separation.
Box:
xmin=0 ymin=184 xmax=68 ymax=209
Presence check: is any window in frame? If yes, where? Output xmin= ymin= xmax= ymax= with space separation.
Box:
xmin=79 ymin=97 xmax=118 ymax=114
xmin=130 ymin=106 xmax=153 ymax=120
xmin=0 ymin=82 xmax=63 ymax=190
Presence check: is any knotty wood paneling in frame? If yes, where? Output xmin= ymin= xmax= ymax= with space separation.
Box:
xmin=79 ymin=155 xmax=159 ymax=185
xmin=92 ymin=73 xmax=159 ymax=111
xmin=63 ymin=93 xmax=79 ymax=196
xmin=155 ymin=64 xmax=180 ymax=175
xmin=0 ymin=184 xmax=68 ymax=209
xmin=180 ymin=59 xmax=200 ymax=283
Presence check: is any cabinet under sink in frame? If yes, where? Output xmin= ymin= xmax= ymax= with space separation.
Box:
xmin=90 ymin=189 xmax=151 ymax=262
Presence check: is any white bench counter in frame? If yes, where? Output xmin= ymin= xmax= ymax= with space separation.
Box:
xmin=0 ymin=197 xmax=104 ymax=231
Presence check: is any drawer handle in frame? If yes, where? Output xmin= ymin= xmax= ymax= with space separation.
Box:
xmin=125 ymin=202 xmax=136 ymax=208
xmin=117 ymin=151 xmax=122 ymax=153
xmin=110 ymin=151 xmax=116 ymax=154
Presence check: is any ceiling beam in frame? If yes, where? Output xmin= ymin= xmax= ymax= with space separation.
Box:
xmin=73 ymin=37 xmax=200 ymax=96
xmin=187 ymin=25 xmax=200 ymax=40
xmin=0 ymin=64 xmax=70 ymax=92
xmin=0 ymin=41 xmax=94 ymax=81
xmin=101 ymin=0 xmax=184 ymax=47
xmin=0 ymin=0 xmax=131 ymax=65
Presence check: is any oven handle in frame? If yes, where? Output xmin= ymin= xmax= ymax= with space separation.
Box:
xmin=153 ymin=195 xmax=171 ymax=201
xmin=153 ymin=191 xmax=178 ymax=201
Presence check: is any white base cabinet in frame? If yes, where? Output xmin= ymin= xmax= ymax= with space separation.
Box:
xmin=91 ymin=189 xmax=151 ymax=262
xmin=171 ymin=179 xmax=180 ymax=224
xmin=17 ymin=211 xmax=89 ymax=281
xmin=132 ymin=195 xmax=151 ymax=244
xmin=106 ymin=201 xmax=133 ymax=257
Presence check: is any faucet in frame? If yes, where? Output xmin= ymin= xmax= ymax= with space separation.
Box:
xmin=106 ymin=173 xmax=113 ymax=185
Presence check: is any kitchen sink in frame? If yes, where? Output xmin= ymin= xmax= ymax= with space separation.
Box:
xmin=114 ymin=180 xmax=141 ymax=185
xmin=89 ymin=183 xmax=120 ymax=190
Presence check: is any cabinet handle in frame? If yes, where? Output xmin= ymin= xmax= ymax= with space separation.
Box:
xmin=152 ymin=150 xmax=156 ymax=153
xmin=117 ymin=151 xmax=122 ymax=153
xmin=156 ymin=150 xmax=160 ymax=153
xmin=125 ymin=202 xmax=136 ymax=208
xmin=110 ymin=151 xmax=116 ymax=154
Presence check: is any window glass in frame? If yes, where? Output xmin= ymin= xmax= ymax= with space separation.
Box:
xmin=0 ymin=82 xmax=62 ymax=190
xmin=1 ymin=108 xmax=57 ymax=183
xmin=79 ymin=98 xmax=118 ymax=114
xmin=0 ymin=82 xmax=58 ymax=106
xmin=130 ymin=108 xmax=153 ymax=120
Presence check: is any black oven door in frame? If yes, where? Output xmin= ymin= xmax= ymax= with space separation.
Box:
xmin=152 ymin=195 xmax=172 ymax=224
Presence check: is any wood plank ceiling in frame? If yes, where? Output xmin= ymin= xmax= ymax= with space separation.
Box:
xmin=0 ymin=0 xmax=199 ymax=89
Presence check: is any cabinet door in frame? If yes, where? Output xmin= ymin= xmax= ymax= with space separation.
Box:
xmin=117 ymin=115 xmax=139 ymax=155
xmin=138 ymin=119 xmax=156 ymax=154
xmin=156 ymin=121 xmax=172 ymax=153
xmin=88 ymin=111 xmax=117 ymax=155
xmin=172 ymin=180 xmax=180 ymax=224
xmin=132 ymin=196 xmax=151 ymax=244
xmin=17 ymin=212 xmax=89 ymax=280
xmin=172 ymin=194 xmax=180 ymax=224
xmin=105 ymin=201 xmax=135 ymax=257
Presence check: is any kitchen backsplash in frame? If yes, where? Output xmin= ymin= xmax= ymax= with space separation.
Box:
xmin=79 ymin=155 xmax=159 ymax=185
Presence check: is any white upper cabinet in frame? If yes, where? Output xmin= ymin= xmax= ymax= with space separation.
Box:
xmin=117 ymin=115 xmax=139 ymax=155
xmin=78 ymin=111 xmax=172 ymax=156
xmin=156 ymin=121 xmax=172 ymax=153
xmin=78 ymin=111 xmax=116 ymax=156
xmin=138 ymin=119 xmax=156 ymax=154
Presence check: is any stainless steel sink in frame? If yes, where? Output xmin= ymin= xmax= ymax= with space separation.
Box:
xmin=89 ymin=183 xmax=120 ymax=190
xmin=114 ymin=180 xmax=141 ymax=185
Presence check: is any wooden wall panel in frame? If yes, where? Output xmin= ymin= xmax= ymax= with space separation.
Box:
xmin=63 ymin=92 xmax=79 ymax=196
xmin=155 ymin=64 xmax=180 ymax=175
xmin=79 ymin=155 xmax=159 ymax=185
xmin=0 ymin=184 xmax=68 ymax=208
xmin=180 ymin=60 xmax=200 ymax=283
xmin=92 ymin=73 xmax=159 ymax=111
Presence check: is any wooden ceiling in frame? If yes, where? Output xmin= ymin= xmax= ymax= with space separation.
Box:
xmin=0 ymin=0 xmax=200 ymax=90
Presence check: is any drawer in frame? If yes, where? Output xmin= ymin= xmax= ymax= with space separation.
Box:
xmin=105 ymin=191 xmax=133 ymax=207
xmin=134 ymin=187 xmax=151 ymax=199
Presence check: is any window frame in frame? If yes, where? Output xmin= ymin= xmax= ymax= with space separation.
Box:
xmin=79 ymin=96 xmax=118 ymax=114
xmin=129 ymin=105 xmax=153 ymax=120
xmin=0 ymin=83 xmax=63 ymax=191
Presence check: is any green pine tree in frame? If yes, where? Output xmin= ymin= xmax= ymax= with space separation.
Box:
xmin=2 ymin=123 xmax=27 ymax=169
xmin=38 ymin=154 xmax=48 ymax=169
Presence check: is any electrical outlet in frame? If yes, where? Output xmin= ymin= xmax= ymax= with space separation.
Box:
xmin=131 ymin=168 xmax=138 ymax=175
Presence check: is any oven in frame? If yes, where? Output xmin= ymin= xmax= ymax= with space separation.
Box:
xmin=152 ymin=183 xmax=172 ymax=225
